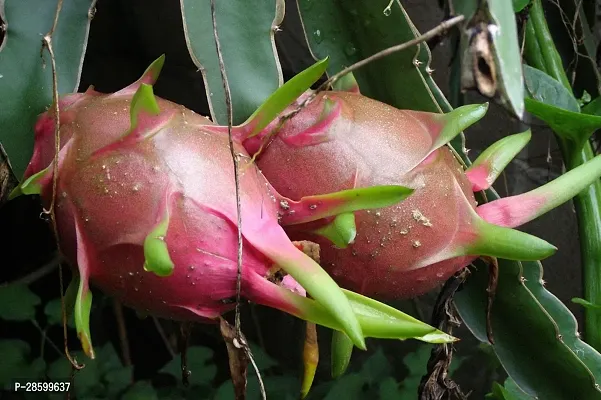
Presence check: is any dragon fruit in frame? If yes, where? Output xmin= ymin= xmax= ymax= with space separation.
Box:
xmin=240 ymin=69 xmax=601 ymax=300
xmin=14 ymin=57 xmax=458 ymax=358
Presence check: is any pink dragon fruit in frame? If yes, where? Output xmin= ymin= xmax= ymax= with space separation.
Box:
xmin=240 ymin=71 xmax=601 ymax=300
xmin=14 ymin=57 xmax=458 ymax=359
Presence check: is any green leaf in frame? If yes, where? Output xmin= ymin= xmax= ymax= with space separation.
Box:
xmin=455 ymin=259 xmax=601 ymax=399
xmin=523 ymin=64 xmax=601 ymax=152
xmin=0 ymin=340 xmax=43 ymax=385
xmin=122 ymin=381 xmax=158 ymax=400
xmin=378 ymin=377 xmax=401 ymax=399
xmin=323 ymin=373 xmax=367 ymax=400
xmin=181 ymin=0 xmax=284 ymax=125
xmin=512 ymin=0 xmax=530 ymax=12
xmin=0 ymin=284 xmax=41 ymax=321
xmin=48 ymin=343 xmax=130 ymax=399
xmin=160 ymin=346 xmax=216 ymax=386
xmin=582 ymin=96 xmax=601 ymax=116
xmin=523 ymin=65 xmax=580 ymax=112
xmin=0 ymin=0 xmax=96 ymax=178
xmin=298 ymin=0 xmax=442 ymax=113
xmin=524 ymin=98 xmax=601 ymax=152
xmin=248 ymin=343 xmax=278 ymax=372
xmin=359 ymin=347 xmax=391 ymax=385
xmin=44 ymin=298 xmax=76 ymax=327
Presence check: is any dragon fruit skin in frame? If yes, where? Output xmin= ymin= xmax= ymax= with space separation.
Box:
xmin=19 ymin=62 xmax=433 ymax=356
xmin=245 ymin=89 xmax=601 ymax=300
xmin=18 ymin=58 xmax=467 ymax=359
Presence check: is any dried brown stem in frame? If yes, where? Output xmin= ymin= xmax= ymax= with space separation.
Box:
xmin=418 ymin=268 xmax=469 ymax=400
xmin=41 ymin=0 xmax=83 ymax=371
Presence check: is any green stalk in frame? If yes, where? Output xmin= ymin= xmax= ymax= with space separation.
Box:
xmin=528 ymin=0 xmax=571 ymax=90
xmin=526 ymin=0 xmax=601 ymax=351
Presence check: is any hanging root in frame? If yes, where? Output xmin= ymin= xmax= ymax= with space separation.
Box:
xmin=418 ymin=268 xmax=469 ymax=400
xmin=481 ymin=256 xmax=499 ymax=344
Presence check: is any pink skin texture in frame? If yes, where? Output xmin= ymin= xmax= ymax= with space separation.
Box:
xmin=245 ymin=91 xmax=558 ymax=299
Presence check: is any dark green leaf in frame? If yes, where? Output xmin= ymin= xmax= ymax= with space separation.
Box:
xmin=0 ymin=284 xmax=41 ymax=321
xmin=455 ymin=259 xmax=601 ymax=399
xmin=512 ymin=0 xmax=530 ymax=12
xmin=378 ymin=377 xmax=401 ymax=399
xmin=582 ymin=96 xmax=601 ymax=116
xmin=248 ymin=343 xmax=278 ymax=372
xmin=48 ymin=351 xmax=101 ymax=399
xmin=0 ymin=0 xmax=96 ymax=178
xmin=181 ymin=0 xmax=284 ymax=125
xmin=0 ymin=340 xmax=36 ymax=385
xmin=160 ymin=346 xmax=216 ymax=386
xmin=359 ymin=348 xmax=391 ymax=385
xmin=44 ymin=298 xmax=75 ymax=327
xmin=323 ymin=373 xmax=366 ymax=400
xmin=104 ymin=366 xmax=132 ymax=396
xmin=523 ymin=64 xmax=601 ymax=152
xmin=298 ymin=0 xmax=441 ymax=112
xmin=523 ymin=65 xmax=580 ymax=112
xmin=122 ymin=381 xmax=158 ymax=400
xmin=48 ymin=343 xmax=128 ymax=398
xmin=524 ymin=98 xmax=601 ymax=151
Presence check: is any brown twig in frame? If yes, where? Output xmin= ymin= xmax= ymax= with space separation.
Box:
xmin=112 ymin=300 xmax=132 ymax=367
xmin=41 ymin=0 xmax=83 ymax=371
